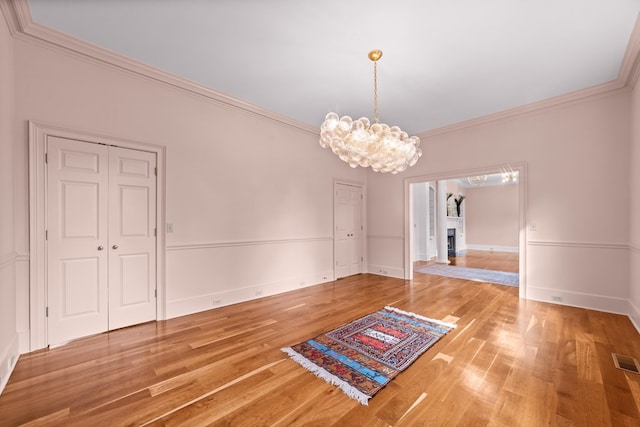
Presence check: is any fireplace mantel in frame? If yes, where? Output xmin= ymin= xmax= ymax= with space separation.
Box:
xmin=446 ymin=217 xmax=466 ymax=255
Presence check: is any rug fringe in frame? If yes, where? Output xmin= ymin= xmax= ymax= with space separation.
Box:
xmin=281 ymin=347 xmax=370 ymax=406
xmin=384 ymin=306 xmax=457 ymax=329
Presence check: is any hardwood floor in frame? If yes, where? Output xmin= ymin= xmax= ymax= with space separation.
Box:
xmin=2 ymin=257 xmax=640 ymax=425
xmin=414 ymin=249 xmax=519 ymax=273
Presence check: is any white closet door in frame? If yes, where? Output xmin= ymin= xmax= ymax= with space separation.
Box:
xmin=335 ymin=183 xmax=363 ymax=279
xmin=47 ymin=137 xmax=157 ymax=345
xmin=108 ymin=147 xmax=157 ymax=329
xmin=47 ymin=136 xmax=109 ymax=345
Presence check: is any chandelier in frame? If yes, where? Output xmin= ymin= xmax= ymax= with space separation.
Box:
xmin=319 ymin=50 xmax=422 ymax=174
xmin=467 ymin=175 xmax=488 ymax=186
xmin=502 ymin=171 xmax=519 ymax=183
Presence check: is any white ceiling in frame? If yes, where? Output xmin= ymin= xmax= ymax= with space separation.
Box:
xmin=27 ymin=0 xmax=640 ymax=135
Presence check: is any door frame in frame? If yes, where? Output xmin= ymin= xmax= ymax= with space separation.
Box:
xmin=28 ymin=121 xmax=167 ymax=351
xmin=403 ymin=162 xmax=528 ymax=300
xmin=333 ymin=179 xmax=366 ymax=279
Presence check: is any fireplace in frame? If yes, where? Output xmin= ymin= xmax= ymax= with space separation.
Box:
xmin=447 ymin=228 xmax=456 ymax=257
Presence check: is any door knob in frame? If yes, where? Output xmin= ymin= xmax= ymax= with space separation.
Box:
xmin=112 ymin=245 xmax=119 ymax=250
xmin=97 ymin=246 xmax=104 ymax=251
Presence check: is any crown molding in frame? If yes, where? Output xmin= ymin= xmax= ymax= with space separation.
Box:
xmin=418 ymin=11 xmax=640 ymax=139
xmin=619 ymin=11 xmax=640 ymax=88
xmin=3 ymin=0 xmax=319 ymax=136
xmin=416 ymin=81 xmax=627 ymax=139
xmin=4 ymin=0 xmax=640 ymax=138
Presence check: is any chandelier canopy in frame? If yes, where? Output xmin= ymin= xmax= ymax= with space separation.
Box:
xmin=319 ymin=50 xmax=422 ymax=174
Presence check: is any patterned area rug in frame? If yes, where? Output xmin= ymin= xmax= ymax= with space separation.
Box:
xmin=281 ymin=306 xmax=456 ymax=405
xmin=415 ymin=264 xmax=519 ymax=287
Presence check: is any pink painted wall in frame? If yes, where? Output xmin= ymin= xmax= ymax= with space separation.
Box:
xmin=368 ymin=90 xmax=631 ymax=313
xmin=630 ymin=79 xmax=640 ymax=328
xmin=465 ymin=184 xmax=519 ymax=248
xmin=0 ymin=7 xmax=18 ymax=394
xmin=10 ymin=32 xmax=366 ymax=340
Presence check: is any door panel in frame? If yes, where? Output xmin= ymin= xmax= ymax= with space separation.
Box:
xmin=108 ymin=147 xmax=157 ymax=329
xmin=335 ymin=186 xmax=350 ymax=278
xmin=334 ymin=183 xmax=363 ymax=279
xmin=60 ymin=258 xmax=101 ymax=316
xmin=349 ymin=187 xmax=363 ymax=275
xmin=47 ymin=136 xmax=109 ymax=345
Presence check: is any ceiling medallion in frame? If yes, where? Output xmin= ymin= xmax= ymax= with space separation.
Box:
xmin=319 ymin=50 xmax=422 ymax=174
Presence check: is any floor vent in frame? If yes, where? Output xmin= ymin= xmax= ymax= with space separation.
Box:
xmin=612 ymin=353 xmax=640 ymax=374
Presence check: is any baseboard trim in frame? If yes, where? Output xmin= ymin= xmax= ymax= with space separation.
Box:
xmin=629 ymin=299 xmax=640 ymax=335
xmin=527 ymin=286 xmax=628 ymax=315
xmin=465 ymin=245 xmax=519 ymax=253
xmin=0 ymin=333 xmax=19 ymax=396
xmin=367 ymin=264 xmax=405 ymax=279
xmin=166 ymin=271 xmax=334 ymax=319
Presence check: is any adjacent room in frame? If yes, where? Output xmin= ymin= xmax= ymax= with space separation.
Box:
xmin=2 ymin=0 xmax=640 ymax=425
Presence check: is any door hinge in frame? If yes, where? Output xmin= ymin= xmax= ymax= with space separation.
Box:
xmin=45 ymin=153 xmax=48 ymax=164
xmin=154 ymin=167 xmax=158 ymax=176
xmin=361 ymin=257 xmax=363 ymax=262
xmin=361 ymin=194 xmax=363 ymax=199
xmin=45 ymin=230 xmax=48 ymax=240
xmin=154 ymin=228 xmax=157 ymax=237
xmin=45 ymin=307 xmax=48 ymax=317
xmin=361 ymin=225 xmax=363 ymax=231
xmin=154 ymin=289 xmax=157 ymax=298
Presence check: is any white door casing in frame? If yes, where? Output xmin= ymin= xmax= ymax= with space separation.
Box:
xmin=46 ymin=136 xmax=157 ymax=345
xmin=334 ymin=182 xmax=363 ymax=279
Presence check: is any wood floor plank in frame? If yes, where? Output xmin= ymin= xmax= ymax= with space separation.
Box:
xmin=1 ymin=251 xmax=640 ymax=426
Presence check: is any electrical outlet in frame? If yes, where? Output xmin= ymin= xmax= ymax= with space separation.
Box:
xmin=299 ymin=281 xmax=305 ymax=287
xmin=213 ymin=299 xmax=222 ymax=305
xmin=551 ymin=295 xmax=563 ymax=302
xmin=255 ymin=289 xmax=263 ymax=296
xmin=530 ymin=223 xmax=537 ymax=231
xmin=166 ymin=223 xmax=174 ymax=233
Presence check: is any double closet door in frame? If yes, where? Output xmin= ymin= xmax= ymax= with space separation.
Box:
xmin=47 ymin=136 xmax=157 ymax=346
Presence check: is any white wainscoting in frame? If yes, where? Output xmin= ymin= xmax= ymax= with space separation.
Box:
xmin=526 ymin=240 xmax=629 ymax=314
xmin=0 ymin=252 xmax=19 ymax=395
xmin=367 ymin=235 xmax=405 ymax=279
xmin=15 ymin=253 xmax=30 ymax=354
xmin=629 ymin=244 xmax=640 ymax=334
xmin=166 ymin=237 xmax=335 ymax=319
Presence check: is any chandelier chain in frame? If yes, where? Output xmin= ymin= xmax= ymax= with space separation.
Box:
xmin=373 ymin=61 xmax=379 ymax=124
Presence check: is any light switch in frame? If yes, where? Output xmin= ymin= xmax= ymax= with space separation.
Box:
xmin=166 ymin=223 xmax=174 ymax=233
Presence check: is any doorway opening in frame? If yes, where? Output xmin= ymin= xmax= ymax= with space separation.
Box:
xmin=405 ymin=164 xmax=527 ymax=299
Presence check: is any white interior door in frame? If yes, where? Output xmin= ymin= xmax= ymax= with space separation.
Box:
xmin=335 ymin=183 xmax=363 ymax=279
xmin=47 ymin=137 xmax=156 ymax=345
xmin=108 ymin=147 xmax=157 ymax=329
xmin=47 ymin=136 xmax=109 ymax=345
